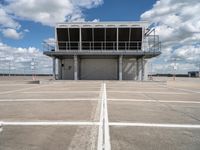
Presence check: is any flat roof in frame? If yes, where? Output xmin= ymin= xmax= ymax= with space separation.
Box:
xmin=56 ymin=21 xmax=148 ymax=28
xmin=44 ymin=50 xmax=161 ymax=59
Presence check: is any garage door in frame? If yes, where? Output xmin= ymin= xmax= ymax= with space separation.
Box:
xmin=80 ymin=59 xmax=118 ymax=80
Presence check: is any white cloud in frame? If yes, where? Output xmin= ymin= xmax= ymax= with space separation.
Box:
xmin=3 ymin=0 xmax=103 ymax=26
xmin=92 ymin=19 xmax=100 ymax=22
xmin=0 ymin=7 xmax=20 ymax=29
xmin=43 ymin=37 xmax=56 ymax=47
xmin=0 ymin=42 xmax=52 ymax=74
xmin=2 ymin=28 xmax=23 ymax=40
xmin=0 ymin=0 xmax=102 ymax=40
xmin=141 ymin=0 xmax=200 ymax=74
xmin=72 ymin=0 xmax=103 ymax=9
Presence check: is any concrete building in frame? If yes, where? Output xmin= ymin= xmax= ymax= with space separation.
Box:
xmin=44 ymin=22 xmax=161 ymax=80
xmin=188 ymin=71 xmax=200 ymax=78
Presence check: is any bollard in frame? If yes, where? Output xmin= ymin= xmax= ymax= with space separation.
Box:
xmin=0 ymin=122 xmax=3 ymax=132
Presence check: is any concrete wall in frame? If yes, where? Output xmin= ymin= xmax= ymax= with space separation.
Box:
xmin=122 ymin=58 xmax=137 ymax=80
xmin=136 ymin=58 xmax=148 ymax=81
xmin=57 ymin=57 xmax=148 ymax=80
xmin=61 ymin=59 xmax=74 ymax=80
xmin=80 ymin=59 xmax=118 ymax=80
xmin=144 ymin=59 xmax=148 ymax=80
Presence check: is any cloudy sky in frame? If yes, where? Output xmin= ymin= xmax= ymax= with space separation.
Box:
xmin=0 ymin=0 xmax=199 ymax=74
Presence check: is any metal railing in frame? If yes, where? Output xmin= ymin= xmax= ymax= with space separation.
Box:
xmin=43 ymin=30 xmax=161 ymax=53
xmin=43 ymin=41 xmax=160 ymax=53
xmin=56 ymin=41 xmax=142 ymax=51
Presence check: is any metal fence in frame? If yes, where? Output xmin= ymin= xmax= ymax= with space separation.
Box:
xmin=44 ymin=40 xmax=160 ymax=52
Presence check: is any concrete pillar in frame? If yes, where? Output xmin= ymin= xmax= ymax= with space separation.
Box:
xmin=136 ymin=58 xmax=140 ymax=80
xmin=143 ymin=59 xmax=148 ymax=80
xmin=79 ymin=28 xmax=82 ymax=50
xmin=141 ymin=57 xmax=144 ymax=81
xmin=74 ymin=55 xmax=78 ymax=80
xmin=119 ymin=55 xmax=123 ymax=80
xmin=117 ymin=28 xmax=119 ymax=51
xmin=58 ymin=59 xmax=62 ymax=80
xmin=53 ymin=57 xmax=56 ymax=80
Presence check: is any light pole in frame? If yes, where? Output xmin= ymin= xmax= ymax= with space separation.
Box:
xmin=31 ymin=58 xmax=35 ymax=81
xmin=8 ymin=61 xmax=11 ymax=77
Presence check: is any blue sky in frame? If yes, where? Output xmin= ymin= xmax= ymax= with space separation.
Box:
xmin=0 ymin=0 xmax=200 ymax=74
xmin=1 ymin=0 xmax=156 ymax=49
xmin=84 ymin=0 xmax=156 ymax=21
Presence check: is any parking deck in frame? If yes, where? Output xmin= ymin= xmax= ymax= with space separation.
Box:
xmin=0 ymin=77 xmax=200 ymax=150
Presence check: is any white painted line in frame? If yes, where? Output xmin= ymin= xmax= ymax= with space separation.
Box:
xmin=22 ymin=91 xmax=99 ymax=94
xmin=109 ymin=122 xmax=200 ymax=128
xmin=108 ymin=99 xmax=200 ymax=104
xmin=107 ymin=91 xmax=187 ymax=95
xmin=0 ymin=84 xmax=31 ymax=86
xmin=97 ymin=83 xmax=111 ymax=150
xmin=109 ymin=99 xmax=156 ymax=102
xmin=97 ymin=84 xmax=104 ymax=150
xmin=158 ymin=85 xmax=200 ymax=94
xmin=0 ymin=121 xmax=99 ymax=126
xmin=103 ymin=83 xmax=111 ymax=150
xmin=0 ymin=85 xmax=48 ymax=95
xmin=107 ymin=87 xmax=165 ymax=90
xmin=0 ymin=98 xmax=98 ymax=102
xmin=159 ymin=100 xmax=200 ymax=104
xmin=170 ymin=87 xmax=200 ymax=94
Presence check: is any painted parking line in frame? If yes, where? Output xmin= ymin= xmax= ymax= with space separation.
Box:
xmin=157 ymin=85 xmax=200 ymax=94
xmin=170 ymin=87 xmax=200 ymax=94
xmin=97 ymin=83 xmax=111 ymax=150
xmin=22 ymin=91 xmax=99 ymax=94
xmin=104 ymin=83 xmax=111 ymax=150
xmin=0 ymin=85 xmax=49 ymax=95
xmin=97 ymin=84 xmax=104 ymax=150
xmin=107 ymin=87 xmax=167 ymax=90
xmin=107 ymin=91 xmax=187 ymax=95
xmin=0 ymin=121 xmax=99 ymax=126
xmin=0 ymin=98 xmax=99 ymax=102
xmin=1 ymin=121 xmax=200 ymax=128
xmin=108 ymin=99 xmax=200 ymax=104
xmin=109 ymin=122 xmax=200 ymax=128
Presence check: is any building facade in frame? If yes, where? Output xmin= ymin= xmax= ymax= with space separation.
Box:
xmin=188 ymin=71 xmax=200 ymax=78
xmin=44 ymin=22 xmax=161 ymax=80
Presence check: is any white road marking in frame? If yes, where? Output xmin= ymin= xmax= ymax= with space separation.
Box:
xmin=0 ymin=98 xmax=98 ymax=102
xmin=1 ymin=121 xmax=200 ymax=129
xmin=109 ymin=99 xmax=156 ymax=102
xmin=157 ymin=85 xmax=200 ymax=94
xmin=107 ymin=91 xmax=187 ymax=95
xmin=97 ymin=84 xmax=104 ymax=150
xmin=108 ymin=99 xmax=200 ymax=104
xmin=109 ymin=122 xmax=200 ymax=128
xmin=103 ymin=83 xmax=111 ymax=150
xmin=97 ymin=83 xmax=111 ymax=150
xmin=107 ymin=87 xmax=165 ymax=90
xmin=170 ymin=87 xmax=200 ymax=94
xmin=0 ymin=84 xmax=32 ymax=86
xmin=0 ymin=121 xmax=99 ymax=126
xmin=0 ymin=85 xmax=49 ymax=95
xmin=22 ymin=91 xmax=99 ymax=94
